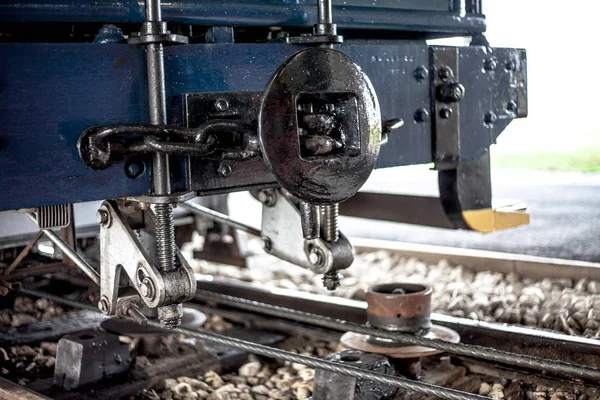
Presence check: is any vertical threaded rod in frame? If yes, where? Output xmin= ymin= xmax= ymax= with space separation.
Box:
xmin=154 ymin=203 xmax=176 ymax=271
xmin=321 ymin=203 xmax=341 ymax=290
xmin=321 ymin=204 xmax=339 ymax=242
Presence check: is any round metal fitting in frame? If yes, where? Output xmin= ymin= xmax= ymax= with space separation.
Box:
xmin=258 ymin=189 xmax=277 ymax=207
xmin=366 ymin=283 xmax=432 ymax=333
xmin=140 ymin=277 xmax=155 ymax=300
xmin=341 ymin=282 xmax=460 ymax=359
xmin=439 ymin=108 xmax=453 ymax=119
xmin=414 ymin=65 xmax=429 ymax=81
xmin=483 ymin=57 xmax=497 ymax=72
xmin=438 ymin=66 xmax=454 ymax=80
xmin=484 ymin=111 xmax=498 ymax=125
xmin=96 ymin=209 xmax=110 ymax=226
xmin=214 ymin=98 xmax=229 ymax=112
xmin=261 ymin=236 xmax=272 ymax=252
xmin=414 ymin=108 xmax=430 ymax=123
xmin=308 ymin=246 xmax=325 ymax=266
xmin=98 ymin=296 xmax=110 ymax=314
xmin=259 ymin=47 xmax=381 ymax=204
xmin=218 ymin=164 xmax=233 ymax=178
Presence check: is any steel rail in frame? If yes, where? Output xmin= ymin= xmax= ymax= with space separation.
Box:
xmin=19 ymin=288 xmax=488 ymax=400
xmin=193 ymin=289 xmax=600 ymax=382
xmin=24 ymin=213 xmax=100 ymax=286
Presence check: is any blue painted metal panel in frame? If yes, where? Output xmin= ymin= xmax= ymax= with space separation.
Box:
xmin=0 ymin=41 xmax=517 ymax=211
xmin=0 ymin=1 xmax=485 ymax=34
xmin=0 ymin=44 xmax=151 ymax=211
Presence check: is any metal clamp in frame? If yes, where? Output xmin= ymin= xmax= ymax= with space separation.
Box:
xmin=97 ymin=200 xmax=196 ymax=316
xmin=260 ymin=190 xmax=354 ymax=274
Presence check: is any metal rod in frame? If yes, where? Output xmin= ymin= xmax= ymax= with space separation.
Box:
xmin=193 ymin=290 xmax=600 ymax=383
xmin=299 ymin=201 xmax=320 ymax=239
xmin=317 ymin=0 xmax=333 ymax=24
xmin=25 ymin=214 xmax=100 ymax=286
xmin=5 ymin=230 xmax=44 ymax=274
xmin=180 ymin=202 xmax=262 ymax=237
xmin=19 ymin=288 xmax=487 ymax=400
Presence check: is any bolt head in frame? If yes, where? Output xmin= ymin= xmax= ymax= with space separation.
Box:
xmin=217 ymin=164 xmax=232 ymax=178
xmin=414 ymin=108 xmax=430 ymax=123
xmin=483 ymin=57 xmax=497 ymax=72
xmin=140 ymin=277 xmax=155 ymax=300
xmin=309 ymin=247 xmax=324 ymax=266
xmin=438 ymin=66 xmax=454 ymax=80
xmin=507 ymin=100 xmax=517 ymax=113
xmin=505 ymin=60 xmax=516 ymax=71
xmin=262 ymin=236 xmax=272 ymax=252
xmin=484 ymin=111 xmax=498 ymax=125
xmin=258 ymin=190 xmax=276 ymax=207
xmin=96 ymin=209 xmax=110 ymax=226
xmin=414 ymin=65 xmax=429 ymax=81
xmin=439 ymin=108 xmax=453 ymax=119
xmin=214 ymin=98 xmax=229 ymax=112
xmin=98 ymin=297 xmax=109 ymax=314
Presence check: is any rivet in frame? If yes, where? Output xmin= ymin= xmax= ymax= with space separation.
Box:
xmin=438 ymin=66 xmax=454 ymax=80
xmin=484 ymin=111 xmax=498 ymax=125
xmin=439 ymin=108 xmax=453 ymax=119
xmin=414 ymin=65 xmax=429 ymax=81
xmin=414 ymin=108 xmax=430 ymax=123
xmin=214 ymin=98 xmax=229 ymax=112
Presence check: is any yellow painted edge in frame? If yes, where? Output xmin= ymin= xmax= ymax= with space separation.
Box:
xmin=461 ymin=208 xmax=530 ymax=233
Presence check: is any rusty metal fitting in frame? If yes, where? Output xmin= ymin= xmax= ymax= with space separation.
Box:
xmin=366 ymin=283 xmax=432 ymax=334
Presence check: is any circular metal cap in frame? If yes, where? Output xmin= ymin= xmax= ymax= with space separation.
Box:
xmin=259 ymin=47 xmax=381 ymax=204
xmin=340 ymin=325 xmax=460 ymax=359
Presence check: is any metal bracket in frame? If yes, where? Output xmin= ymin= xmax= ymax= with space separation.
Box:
xmin=261 ymin=191 xmax=353 ymax=274
xmin=432 ymin=47 xmax=462 ymax=171
xmin=98 ymin=200 xmax=196 ymax=315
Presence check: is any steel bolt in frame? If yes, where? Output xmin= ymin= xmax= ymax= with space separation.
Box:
xmin=98 ymin=297 xmax=110 ymax=314
xmin=325 ymin=103 xmax=335 ymax=112
xmin=484 ymin=111 xmax=498 ymax=125
xmin=438 ymin=66 xmax=454 ymax=80
xmin=214 ymin=98 xmax=229 ymax=112
xmin=309 ymin=247 xmax=325 ymax=266
xmin=140 ymin=277 xmax=155 ymax=300
xmin=217 ymin=164 xmax=232 ymax=178
xmin=258 ymin=189 xmax=276 ymax=207
xmin=96 ymin=209 xmax=110 ymax=226
xmin=262 ymin=236 xmax=272 ymax=252
xmin=507 ymin=100 xmax=517 ymax=113
xmin=414 ymin=65 xmax=429 ymax=81
xmin=439 ymin=108 xmax=453 ymax=119
xmin=414 ymin=108 xmax=430 ymax=123
xmin=483 ymin=57 xmax=497 ymax=72
xmin=505 ymin=59 xmax=516 ymax=71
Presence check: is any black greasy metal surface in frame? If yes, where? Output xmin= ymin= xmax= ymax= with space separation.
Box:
xmin=259 ymin=47 xmax=381 ymax=204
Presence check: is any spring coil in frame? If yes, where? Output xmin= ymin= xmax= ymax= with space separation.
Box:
xmin=154 ymin=203 xmax=176 ymax=271
xmin=321 ymin=203 xmax=339 ymax=242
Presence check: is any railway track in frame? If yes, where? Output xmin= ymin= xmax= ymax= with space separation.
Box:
xmin=2 ymin=239 xmax=600 ymax=399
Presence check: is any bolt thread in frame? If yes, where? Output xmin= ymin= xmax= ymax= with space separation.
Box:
xmin=154 ymin=203 xmax=176 ymax=271
xmin=321 ymin=204 xmax=339 ymax=242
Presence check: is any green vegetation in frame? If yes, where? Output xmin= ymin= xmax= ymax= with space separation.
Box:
xmin=492 ymin=148 xmax=600 ymax=172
